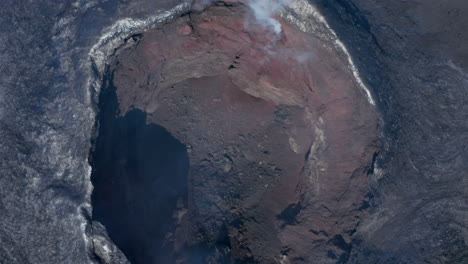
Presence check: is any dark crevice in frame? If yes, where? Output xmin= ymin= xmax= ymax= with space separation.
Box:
xmin=328 ymin=250 xmax=338 ymax=259
xmin=90 ymin=68 xmax=190 ymax=264
xmin=328 ymin=235 xmax=352 ymax=264
xmin=367 ymin=152 xmax=379 ymax=175
xmin=329 ymin=235 xmax=351 ymax=252
xmin=358 ymin=192 xmax=374 ymax=211
xmin=277 ymin=202 xmax=302 ymax=228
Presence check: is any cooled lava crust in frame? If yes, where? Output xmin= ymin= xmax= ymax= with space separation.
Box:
xmin=98 ymin=2 xmax=380 ymax=263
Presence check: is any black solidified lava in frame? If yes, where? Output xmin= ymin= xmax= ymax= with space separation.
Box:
xmin=90 ymin=71 xmax=189 ymax=264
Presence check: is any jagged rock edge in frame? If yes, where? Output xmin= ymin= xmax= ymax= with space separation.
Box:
xmin=84 ymin=2 xmax=193 ymax=262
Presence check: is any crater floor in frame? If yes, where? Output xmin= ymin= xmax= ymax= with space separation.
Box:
xmin=93 ymin=2 xmax=380 ymax=263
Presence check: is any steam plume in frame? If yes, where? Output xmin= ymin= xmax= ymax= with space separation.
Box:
xmin=249 ymin=0 xmax=292 ymax=34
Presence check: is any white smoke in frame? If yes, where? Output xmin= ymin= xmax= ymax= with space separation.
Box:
xmin=192 ymin=0 xmax=291 ymax=35
xmin=249 ymin=0 xmax=292 ymax=34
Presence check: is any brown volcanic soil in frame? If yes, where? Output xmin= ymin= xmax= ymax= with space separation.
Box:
xmin=109 ymin=2 xmax=380 ymax=263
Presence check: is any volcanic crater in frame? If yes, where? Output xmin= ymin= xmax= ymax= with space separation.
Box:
xmin=90 ymin=2 xmax=380 ymax=263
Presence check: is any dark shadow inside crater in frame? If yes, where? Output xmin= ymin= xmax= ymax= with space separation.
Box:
xmin=88 ymin=3 xmax=381 ymax=263
xmin=90 ymin=72 xmax=189 ymax=264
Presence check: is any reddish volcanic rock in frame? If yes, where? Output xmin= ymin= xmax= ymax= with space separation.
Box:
xmin=110 ymin=2 xmax=379 ymax=263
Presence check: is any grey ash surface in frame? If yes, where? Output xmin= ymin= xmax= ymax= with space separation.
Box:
xmin=0 ymin=0 xmax=467 ymax=263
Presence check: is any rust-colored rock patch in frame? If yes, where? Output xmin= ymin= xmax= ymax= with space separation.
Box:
xmin=109 ymin=3 xmax=380 ymax=263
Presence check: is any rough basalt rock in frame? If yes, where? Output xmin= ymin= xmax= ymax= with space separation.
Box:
xmin=314 ymin=0 xmax=468 ymax=263
xmin=2 ymin=0 xmax=468 ymax=263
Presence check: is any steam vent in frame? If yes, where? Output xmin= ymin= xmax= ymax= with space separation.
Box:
xmin=91 ymin=1 xmax=379 ymax=263
xmin=7 ymin=0 xmax=468 ymax=263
